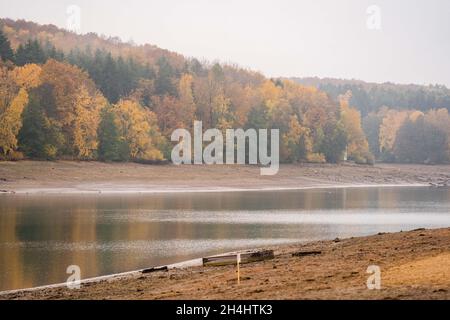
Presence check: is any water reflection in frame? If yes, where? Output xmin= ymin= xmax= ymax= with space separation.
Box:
xmin=0 ymin=186 xmax=449 ymax=291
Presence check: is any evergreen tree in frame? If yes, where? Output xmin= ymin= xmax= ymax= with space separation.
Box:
xmin=15 ymin=40 xmax=46 ymax=66
xmin=0 ymin=29 xmax=14 ymax=62
xmin=155 ymin=56 xmax=177 ymax=96
xmin=97 ymin=107 xmax=129 ymax=161
xmin=18 ymin=92 xmax=64 ymax=159
xmin=43 ymin=41 xmax=65 ymax=61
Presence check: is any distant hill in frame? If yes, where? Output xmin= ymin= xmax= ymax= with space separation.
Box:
xmin=0 ymin=18 xmax=186 ymax=69
xmin=0 ymin=18 xmax=266 ymax=103
xmin=290 ymin=77 xmax=450 ymax=116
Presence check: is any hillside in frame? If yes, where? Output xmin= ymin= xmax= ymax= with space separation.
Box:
xmin=0 ymin=18 xmax=186 ymax=69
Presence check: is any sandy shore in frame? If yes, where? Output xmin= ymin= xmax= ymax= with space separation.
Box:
xmin=1 ymin=227 xmax=449 ymax=300
xmin=1 ymin=161 xmax=449 ymax=194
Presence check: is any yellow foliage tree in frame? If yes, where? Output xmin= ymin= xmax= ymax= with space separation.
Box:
xmin=10 ymin=64 xmax=42 ymax=89
xmin=0 ymin=88 xmax=28 ymax=157
xmin=259 ymin=80 xmax=283 ymax=114
xmin=178 ymin=74 xmax=196 ymax=129
xmin=113 ymin=100 xmax=164 ymax=161
xmin=339 ymin=94 xmax=371 ymax=162
xmin=281 ymin=115 xmax=312 ymax=162
xmin=73 ymin=86 xmax=107 ymax=159
xmin=379 ymin=109 xmax=409 ymax=154
xmin=212 ymin=93 xmax=234 ymax=131
xmin=40 ymin=59 xmax=107 ymax=158
xmin=0 ymin=66 xmax=19 ymax=112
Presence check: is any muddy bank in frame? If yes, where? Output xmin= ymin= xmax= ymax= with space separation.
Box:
xmin=1 ymin=161 xmax=449 ymax=194
xmin=2 ymin=228 xmax=450 ymax=300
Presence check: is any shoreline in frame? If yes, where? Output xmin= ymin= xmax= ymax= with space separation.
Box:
xmin=1 ymin=161 xmax=448 ymax=195
xmin=0 ymin=183 xmax=429 ymax=196
xmin=0 ymin=257 xmax=205 ymax=296
xmin=1 ymin=227 xmax=449 ymax=300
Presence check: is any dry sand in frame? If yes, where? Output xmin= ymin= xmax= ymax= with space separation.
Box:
xmin=1 ymin=228 xmax=449 ymax=300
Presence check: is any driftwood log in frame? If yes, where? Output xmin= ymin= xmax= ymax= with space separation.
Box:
xmin=292 ymin=251 xmax=322 ymax=257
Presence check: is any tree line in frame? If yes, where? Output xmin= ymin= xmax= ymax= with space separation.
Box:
xmin=293 ymin=77 xmax=450 ymax=117
xmin=0 ymin=27 xmax=374 ymax=164
xmin=363 ymin=107 xmax=450 ymax=164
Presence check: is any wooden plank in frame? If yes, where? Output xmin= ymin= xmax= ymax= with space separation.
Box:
xmin=203 ymin=249 xmax=274 ymax=267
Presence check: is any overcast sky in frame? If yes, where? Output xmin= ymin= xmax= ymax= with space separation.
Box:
xmin=1 ymin=0 xmax=450 ymax=86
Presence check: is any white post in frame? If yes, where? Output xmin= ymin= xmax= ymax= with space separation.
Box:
xmin=237 ymin=253 xmax=241 ymax=285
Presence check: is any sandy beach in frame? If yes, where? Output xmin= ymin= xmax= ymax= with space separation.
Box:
xmin=1 ymin=227 xmax=449 ymax=300
xmin=1 ymin=161 xmax=449 ymax=194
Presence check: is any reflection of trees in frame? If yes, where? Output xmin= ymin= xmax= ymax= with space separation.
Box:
xmin=0 ymin=204 xmax=26 ymax=290
xmin=0 ymin=196 xmax=100 ymax=290
xmin=68 ymin=204 xmax=98 ymax=282
xmin=3 ymin=187 xmax=448 ymax=291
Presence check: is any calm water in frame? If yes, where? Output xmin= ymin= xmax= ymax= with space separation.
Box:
xmin=1 ymin=186 xmax=450 ymax=292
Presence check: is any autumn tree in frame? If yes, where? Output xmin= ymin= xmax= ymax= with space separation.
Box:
xmin=193 ymin=63 xmax=227 ymax=128
xmin=112 ymin=99 xmax=164 ymax=161
xmin=0 ymin=88 xmax=28 ymax=158
xmin=339 ymin=93 xmax=373 ymax=164
xmin=10 ymin=64 xmax=42 ymax=89
xmin=0 ymin=65 xmax=33 ymax=159
xmin=379 ymin=109 xmax=409 ymax=161
xmin=282 ymin=115 xmax=312 ymax=162
xmin=38 ymin=59 xmax=107 ymax=158
xmin=72 ymin=86 xmax=107 ymax=159
xmin=281 ymin=81 xmax=336 ymax=151
xmin=177 ymin=74 xmax=196 ymax=129
xmin=211 ymin=93 xmax=234 ymax=131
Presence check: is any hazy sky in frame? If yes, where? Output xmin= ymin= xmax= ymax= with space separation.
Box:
xmin=1 ymin=0 xmax=450 ymax=86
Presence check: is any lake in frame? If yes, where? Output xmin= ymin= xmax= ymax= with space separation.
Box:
xmin=1 ymin=186 xmax=449 ymax=292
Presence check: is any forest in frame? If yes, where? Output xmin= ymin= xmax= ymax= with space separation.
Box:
xmin=0 ymin=19 xmax=449 ymax=165
xmin=294 ymin=78 xmax=450 ymax=164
